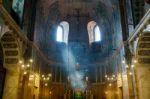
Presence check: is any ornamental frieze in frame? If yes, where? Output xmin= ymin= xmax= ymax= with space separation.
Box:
xmin=139 ymin=43 xmax=150 ymax=48
xmin=138 ymin=50 xmax=150 ymax=56
xmin=138 ymin=58 xmax=150 ymax=64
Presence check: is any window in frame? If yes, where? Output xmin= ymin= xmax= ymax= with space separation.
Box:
xmin=87 ymin=21 xmax=101 ymax=44
xmin=56 ymin=21 xmax=69 ymax=44
xmin=56 ymin=25 xmax=63 ymax=42
xmin=94 ymin=25 xmax=101 ymax=42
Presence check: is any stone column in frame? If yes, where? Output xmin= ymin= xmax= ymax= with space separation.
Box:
xmin=135 ymin=65 xmax=150 ymax=99
xmin=135 ymin=31 xmax=150 ymax=99
xmin=127 ymin=69 xmax=135 ymax=99
xmin=2 ymin=69 xmax=20 ymax=99
xmin=95 ymin=67 xmax=97 ymax=83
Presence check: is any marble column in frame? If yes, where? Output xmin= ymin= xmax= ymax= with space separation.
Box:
xmin=2 ymin=69 xmax=20 ymax=99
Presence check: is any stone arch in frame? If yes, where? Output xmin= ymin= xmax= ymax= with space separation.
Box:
xmin=0 ymin=31 xmax=20 ymax=70
xmin=0 ymin=31 xmax=21 ymax=99
xmin=135 ymin=31 xmax=150 ymax=99
xmin=136 ymin=31 xmax=150 ymax=64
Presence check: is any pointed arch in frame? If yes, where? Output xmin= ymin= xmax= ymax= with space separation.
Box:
xmin=87 ymin=21 xmax=101 ymax=44
xmin=94 ymin=25 xmax=101 ymax=42
xmin=56 ymin=25 xmax=63 ymax=42
xmin=56 ymin=21 xmax=69 ymax=44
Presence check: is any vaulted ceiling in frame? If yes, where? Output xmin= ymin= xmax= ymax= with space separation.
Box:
xmin=34 ymin=0 xmax=122 ymax=66
xmin=2 ymin=0 xmax=148 ymax=84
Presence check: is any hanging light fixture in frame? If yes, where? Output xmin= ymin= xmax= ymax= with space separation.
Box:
xmin=112 ymin=75 xmax=115 ymax=78
xmin=131 ymin=64 xmax=135 ymax=68
xmin=107 ymin=77 xmax=110 ymax=81
xmin=42 ymin=75 xmax=45 ymax=78
xmin=29 ymin=59 xmax=33 ymax=63
xmin=109 ymin=83 xmax=112 ymax=87
xmin=27 ymin=64 xmax=30 ymax=68
xmin=45 ymin=83 xmax=48 ymax=86
xmin=129 ymin=72 xmax=132 ymax=75
xmin=133 ymin=59 xmax=137 ymax=63
xmin=111 ymin=77 xmax=114 ymax=80
xmin=48 ymin=73 xmax=52 ymax=77
xmin=122 ymin=60 xmax=125 ymax=64
xmin=23 ymin=71 xmax=27 ymax=75
xmin=21 ymin=64 xmax=25 ymax=68
xmin=47 ymin=77 xmax=50 ymax=80
xmin=125 ymin=64 xmax=129 ymax=68
xmin=19 ymin=60 xmax=23 ymax=64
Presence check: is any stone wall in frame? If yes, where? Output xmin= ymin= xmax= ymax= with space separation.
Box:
xmin=136 ymin=32 xmax=150 ymax=99
xmin=2 ymin=70 xmax=20 ymax=99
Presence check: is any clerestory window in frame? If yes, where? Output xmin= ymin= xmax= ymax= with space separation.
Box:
xmin=56 ymin=21 xmax=69 ymax=44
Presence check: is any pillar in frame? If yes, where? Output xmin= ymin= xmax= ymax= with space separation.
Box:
xmin=2 ymin=69 xmax=20 ymax=99
xmin=135 ymin=65 xmax=150 ymax=99
xmin=136 ymin=32 xmax=150 ymax=99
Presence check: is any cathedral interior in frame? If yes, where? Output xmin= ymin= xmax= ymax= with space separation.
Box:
xmin=0 ymin=0 xmax=150 ymax=99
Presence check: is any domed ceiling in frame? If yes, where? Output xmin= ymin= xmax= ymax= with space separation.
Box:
xmin=33 ymin=0 xmax=124 ymax=84
xmin=34 ymin=0 xmax=122 ymax=65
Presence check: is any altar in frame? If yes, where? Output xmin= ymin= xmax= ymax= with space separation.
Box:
xmin=64 ymin=90 xmax=93 ymax=99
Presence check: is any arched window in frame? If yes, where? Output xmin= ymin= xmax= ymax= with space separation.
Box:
xmin=87 ymin=21 xmax=101 ymax=44
xmin=56 ymin=25 xmax=63 ymax=42
xmin=94 ymin=25 xmax=101 ymax=42
xmin=56 ymin=21 xmax=69 ymax=44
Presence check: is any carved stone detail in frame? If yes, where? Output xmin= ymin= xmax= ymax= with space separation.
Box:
xmin=138 ymin=50 xmax=150 ymax=56
xmin=140 ymin=37 xmax=150 ymax=41
xmin=139 ymin=43 xmax=150 ymax=48
xmin=138 ymin=58 xmax=150 ymax=64
xmin=5 ymin=50 xmax=18 ymax=56
xmin=5 ymin=58 xmax=18 ymax=64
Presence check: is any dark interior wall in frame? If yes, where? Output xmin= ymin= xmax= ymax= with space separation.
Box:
xmin=3 ymin=0 xmax=12 ymax=13
xmin=23 ymin=0 xmax=37 ymax=41
xmin=0 ymin=44 xmax=6 ymax=99
xmin=131 ymin=0 xmax=145 ymax=26
xmin=68 ymin=16 xmax=89 ymax=43
xmin=33 ymin=0 xmax=61 ymax=73
xmin=22 ymin=0 xmax=38 ymax=63
xmin=33 ymin=0 xmax=124 ymax=82
xmin=3 ymin=0 xmax=25 ymax=25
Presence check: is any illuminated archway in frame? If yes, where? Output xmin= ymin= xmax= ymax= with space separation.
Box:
xmin=135 ymin=31 xmax=150 ymax=99
xmin=56 ymin=21 xmax=69 ymax=44
xmin=87 ymin=21 xmax=101 ymax=44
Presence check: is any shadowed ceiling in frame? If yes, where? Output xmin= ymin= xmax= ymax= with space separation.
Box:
xmin=34 ymin=0 xmax=122 ymax=65
xmin=30 ymin=1 xmax=126 ymax=84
